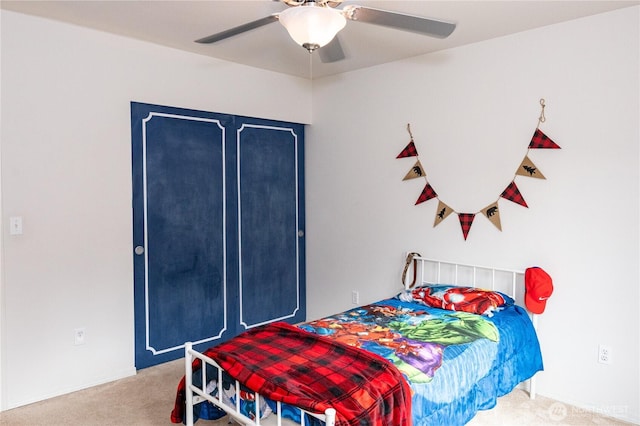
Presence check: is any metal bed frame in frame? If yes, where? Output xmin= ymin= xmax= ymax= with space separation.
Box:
xmin=182 ymin=256 xmax=538 ymax=426
xmin=184 ymin=343 xmax=336 ymax=426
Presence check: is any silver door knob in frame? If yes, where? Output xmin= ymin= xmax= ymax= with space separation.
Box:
xmin=134 ymin=246 xmax=145 ymax=255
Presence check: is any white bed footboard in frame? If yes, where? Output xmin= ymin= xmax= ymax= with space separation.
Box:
xmin=184 ymin=342 xmax=337 ymax=426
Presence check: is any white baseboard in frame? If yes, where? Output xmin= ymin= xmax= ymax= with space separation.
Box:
xmin=2 ymin=367 xmax=137 ymax=412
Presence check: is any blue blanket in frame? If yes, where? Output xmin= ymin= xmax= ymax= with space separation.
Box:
xmin=299 ymin=298 xmax=543 ymax=425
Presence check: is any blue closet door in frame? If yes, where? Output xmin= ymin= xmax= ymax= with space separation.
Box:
xmin=131 ymin=103 xmax=305 ymax=369
xmin=236 ymin=119 xmax=306 ymax=329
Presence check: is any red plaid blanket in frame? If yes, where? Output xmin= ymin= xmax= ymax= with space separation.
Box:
xmin=171 ymin=322 xmax=411 ymax=425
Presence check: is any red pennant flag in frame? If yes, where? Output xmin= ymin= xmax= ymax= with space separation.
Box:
xmin=415 ymin=183 xmax=438 ymax=205
xmin=458 ymin=213 xmax=475 ymax=240
xmin=501 ymin=181 xmax=528 ymax=207
xmin=396 ymin=140 xmax=419 ymax=158
xmin=529 ymin=129 xmax=561 ymax=149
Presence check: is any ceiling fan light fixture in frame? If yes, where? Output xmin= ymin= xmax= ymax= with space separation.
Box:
xmin=278 ymin=4 xmax=346 ymax=52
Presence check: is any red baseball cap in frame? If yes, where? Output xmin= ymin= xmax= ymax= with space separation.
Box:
xmin=525 ymin=267 xmax=553 ymax=314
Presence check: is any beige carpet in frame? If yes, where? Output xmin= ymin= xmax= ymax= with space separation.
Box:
xmin=0 ymin=359 xmax=631 ymax=426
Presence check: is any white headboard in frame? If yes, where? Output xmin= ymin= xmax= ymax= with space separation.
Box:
xmin=403 ymin=254 xmax=531 ymax=317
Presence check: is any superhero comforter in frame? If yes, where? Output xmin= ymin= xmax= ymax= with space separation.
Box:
xmin=173 ymin=296 xmax=542 ymax=426
xmin=300 ymin=298 xmax=543 ymax=425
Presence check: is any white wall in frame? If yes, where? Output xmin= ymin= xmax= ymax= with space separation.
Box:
xmin=2 ymin=5 xmax=639 ymax=425
xmin=0 ymin=10 xmax=311 ymax=410
xmin=307 ymin=6 xmax=639 ymax=424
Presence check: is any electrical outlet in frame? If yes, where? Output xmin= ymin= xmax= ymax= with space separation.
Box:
xmin=598 ymin=344 xmax=611 ymax=364
xmin=351 ymin=290 xmax=360 ymax=305
xmin=74 ymin=327 xmax=86 ymax=346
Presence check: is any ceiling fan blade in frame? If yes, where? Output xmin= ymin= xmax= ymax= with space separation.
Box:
xmin=343 ymin=5 xmax=456 ymax=39
xmin=319 ymin=36 xmax=346 ymax=63
xmin=195 ymin=14 xmax=279 ymax=44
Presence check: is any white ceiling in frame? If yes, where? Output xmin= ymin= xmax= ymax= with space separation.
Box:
xmin=2 ymin=0 xmax=638 ymax=79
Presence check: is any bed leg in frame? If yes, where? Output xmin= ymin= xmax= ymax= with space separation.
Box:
xmin=185 ymin=342 xmax=194 ymax=426
xmin=529 ymin=313 xmax=538 ymax=400
xmin=325 ymin=408 xmax=336 ymax=426
xmin=528 ymin=374 xmax=537 ymax=400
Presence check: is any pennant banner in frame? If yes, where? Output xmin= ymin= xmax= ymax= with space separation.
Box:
xmin=396 ymin=140 xmax=419 ymax=158
xmin=433 ymin=201 xmax=454 ymax=227
xmin=458 ymin=213 xmax=475 ymax=240
xmin=397 ymin=101 xmax=559 ymax=240
xmin=415 ymin=183 xmax=438 ymax=205
xmin=482 ymin=202 xmax=502 ymax=231
xmin=529 ymin=129 xmax=561 ymax=149
xmin=516 ymin=156 xmax=546 ymax=179
xmin=500 ymin=181 xmax=528 ymax=207
xmin=402 ymin=160 xmax=426 ymax=181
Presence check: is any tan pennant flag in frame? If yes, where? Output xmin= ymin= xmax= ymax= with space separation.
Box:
xmin=433 ymin=200 xmax=454 ymax=227
xmin=482 ymin=202 xmax=502 ymax=231
xmin=516 ymin=156 xmax=546 ymax=179
xmin=402 ymin=160 xmax=426 ymax=181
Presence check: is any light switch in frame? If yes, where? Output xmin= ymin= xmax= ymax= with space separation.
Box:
xmin=9 ymin=216 xmax=23 ymax=235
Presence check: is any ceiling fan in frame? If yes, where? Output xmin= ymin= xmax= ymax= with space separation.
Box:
xmin=195 ymin=0 xmax=456 ymax=63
